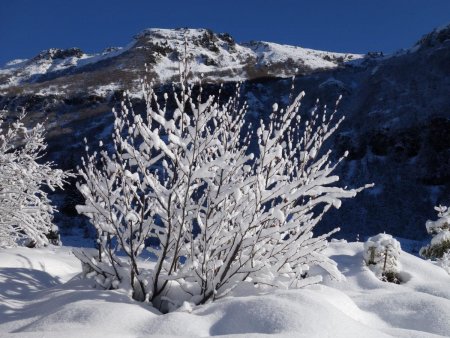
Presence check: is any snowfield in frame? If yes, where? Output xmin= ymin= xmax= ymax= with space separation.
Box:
xmin=1 ymin=242 xmax=449 ymax=337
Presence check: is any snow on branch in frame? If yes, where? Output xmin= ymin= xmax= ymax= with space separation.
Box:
xmin=76 ymin=62 xmax=372 ymax=310
xmin=0 ymin=111 xmax=71 ymax=248
xmin=421 ymin=205 xmax=450 ymax=274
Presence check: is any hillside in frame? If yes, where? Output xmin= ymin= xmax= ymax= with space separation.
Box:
xmin=1 ymin=25 xmax=450 ymax=241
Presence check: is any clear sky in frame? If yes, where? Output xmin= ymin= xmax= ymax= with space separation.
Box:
xmin=1 ymin=0 xmax=449 ymax=66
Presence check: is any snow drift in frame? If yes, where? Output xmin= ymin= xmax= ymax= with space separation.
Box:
xmin=1 ymin=241 xmax=449 ymax=337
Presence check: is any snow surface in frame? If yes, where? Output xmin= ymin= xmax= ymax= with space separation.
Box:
xmin=1 ymin=241 xmax=449 ymax=337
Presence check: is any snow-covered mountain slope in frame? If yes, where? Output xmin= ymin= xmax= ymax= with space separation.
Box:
xmin=0 ymin=28 xmax=361 ymax=94
xmin=0 ymin=46 xmax=130 ymax=89
xmin=1 ymin=241 xmax=449 ymax=337
xmin=1 ymin=25 xmax=450 ymax=241
xmin=413 ymin=23 xmax=450 ymax=51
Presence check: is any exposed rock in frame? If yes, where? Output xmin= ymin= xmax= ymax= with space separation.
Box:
xmin=33 ymin=48 xmax=84 ymax=61
xmin=415 ymin=23 xmax=450 ymax=49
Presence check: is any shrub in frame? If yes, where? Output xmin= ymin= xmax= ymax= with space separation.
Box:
xmin=439 ymin=251 xmax=450 ymax=274
xmin=421 ymin=205 xmax=450 ymax=274
xmin=0 ymin=111 xmax=70 ymax=247
xmin=75 ymin=61 xmax=372 ymax=310
xmin=364 ymin=233 xmax=401 ymax=283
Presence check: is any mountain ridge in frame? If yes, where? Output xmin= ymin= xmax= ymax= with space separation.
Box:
xmin=0 ymin=28 xmax=362 ymax=95
xmin=2 ymin=25 xmax=450 ymax=242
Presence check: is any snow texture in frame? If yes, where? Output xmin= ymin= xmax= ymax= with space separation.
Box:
xmin=1 ymin=241 xmax=450 ymax=337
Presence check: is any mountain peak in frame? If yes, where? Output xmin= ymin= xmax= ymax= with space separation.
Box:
xmin=0 ymin=27 xmax=362 ymax=93
xmin=133 ymin=28 xmax=236 ymax=55
xmin=32 ymin=48 xmax=84 ymax=61
xmin=136 ymin=27 xmax=215 ymax=39
xmin=414 ymin=23 xmax=450 ymax=49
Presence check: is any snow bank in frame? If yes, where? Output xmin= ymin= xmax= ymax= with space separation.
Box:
xmin=0 ymin=246 xmax=79 ymax=283
xmin=1 ymin=242 xmax=450 ymax=337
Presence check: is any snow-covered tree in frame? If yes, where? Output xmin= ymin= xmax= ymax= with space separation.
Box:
xmin=420 ymin=205 xmax=450 ymax=274
xmin=0 ymin=111 xmax=69 ymax=248
xmin=76 ymin=59 xmax=372 ymax=310
xmin=439 ymin=251 xmax=450 ymax=275
xmin=364 ymin=233 xmax=401 ymax=283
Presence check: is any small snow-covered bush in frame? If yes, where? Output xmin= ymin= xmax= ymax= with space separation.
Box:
xmin=439 ymin=251 xmax=450 ymax=274
xmin=76 ymin=59 xmax=372 ymax=310
xmin=0 ymin=111 xmax=70 ymax=248
xmin=420 ymin=205 xmax=450 ymax=261
xmin=420 ymin=205 xmax=450 ymax=274
xmin=364 ymin=233 xmax=401 ymax=283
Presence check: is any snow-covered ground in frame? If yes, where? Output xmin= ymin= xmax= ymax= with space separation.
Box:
xmin=1 ymin=241 xmax=449 ymax=337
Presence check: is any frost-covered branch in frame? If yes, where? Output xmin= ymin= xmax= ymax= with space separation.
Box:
xmin=0 ymin=111 xmax=70 ymax=248
xmin=77 ymin=60 xmax=371 ymax=310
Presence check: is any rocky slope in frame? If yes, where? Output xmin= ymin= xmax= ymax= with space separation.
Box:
xmin=0 ymin=28 xmax=360 ymax=94
xmin=1 ymin=26 xmax=450 ymax=242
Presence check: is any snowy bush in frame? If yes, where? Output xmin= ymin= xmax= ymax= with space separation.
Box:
xmin=439 ymin=251 xmax=450 ymax=274
xmin=364 ymin=233 xmax=401 ymax=283
xmin=75 ymin=59 xmax=372 ymax=310
xmin=420 ymin=205 xmax=450 ymax=274
xmin=420 ymin=205 xmax=450 ymax=260
xmin=0 ymin=111 xmax=70 ymax=248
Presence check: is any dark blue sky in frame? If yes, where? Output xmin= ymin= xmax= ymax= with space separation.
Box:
xmin=1 ymin=0 xmax=449 ymax=66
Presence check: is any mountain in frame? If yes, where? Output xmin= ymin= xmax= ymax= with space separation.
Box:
xmin=1 ymin=26 xmax=450 ymax=242
xmin=0 ymin=28 xmax=360 ymax=95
